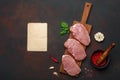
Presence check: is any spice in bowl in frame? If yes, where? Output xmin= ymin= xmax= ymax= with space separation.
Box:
xmin=91 ymin=50 xmax=109 ymax=69
xmin=91 ymin=43 xmax=115 ymax=69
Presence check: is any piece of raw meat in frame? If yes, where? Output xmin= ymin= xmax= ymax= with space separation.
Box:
xmin=64 ymin=39 xmax=86 ymax=61
xmin=70 ymin=23 xmax=90 ymax=46
xmin=62 ymin=55 xmax=81 ymax=76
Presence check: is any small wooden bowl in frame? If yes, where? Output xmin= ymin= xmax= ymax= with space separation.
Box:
xmin=90 ymin=50 xmax=110 ymax=69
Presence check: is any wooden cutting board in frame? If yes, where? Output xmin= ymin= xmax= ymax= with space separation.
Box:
xmin=60 ymin=2 xmax=92 ymax=75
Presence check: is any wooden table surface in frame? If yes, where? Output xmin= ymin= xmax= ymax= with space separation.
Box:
xmin=0 ymin=0 xmax=120 ymax=80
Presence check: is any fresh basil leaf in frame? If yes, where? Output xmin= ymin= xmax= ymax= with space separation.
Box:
xmin=61 ymin=22 xmax=68 ymax=28
xmin=60 ymin=21 xmax=69 ymax=36
xmin=60 ymin=30 xmax=66 ymax=35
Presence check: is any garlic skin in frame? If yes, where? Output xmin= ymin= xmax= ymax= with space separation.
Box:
xmin=94 ymin=32 xmax=104 ymax=42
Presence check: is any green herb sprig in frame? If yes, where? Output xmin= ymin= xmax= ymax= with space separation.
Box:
xmin=60 ymin=22 xmax=69 ymax=35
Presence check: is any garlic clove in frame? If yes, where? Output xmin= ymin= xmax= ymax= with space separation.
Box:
xmin=49 ymin=66 xmax=55 ymax=70
xmin=53 ymin=72 xmax=58 ymax=76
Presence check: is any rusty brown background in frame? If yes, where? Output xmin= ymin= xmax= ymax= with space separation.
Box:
xmin=0 ymin=0 xmax=120 ymax=80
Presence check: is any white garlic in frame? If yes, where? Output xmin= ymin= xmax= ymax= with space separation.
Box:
xmin=49 ymin=66 xmax=55 ymax=70
xmin=94 ymin=32 xmax=105 ymax=42
xmin=53 ymin=72 xmax=58 ymax=76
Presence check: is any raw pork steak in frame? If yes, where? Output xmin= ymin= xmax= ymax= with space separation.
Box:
xmin=64 ymin=39 xmax=86 ymax=61
xmin=70 ymin=23 xmax=90 ymax=46
xmin=62 ymin=55 xmax=81 ymax=76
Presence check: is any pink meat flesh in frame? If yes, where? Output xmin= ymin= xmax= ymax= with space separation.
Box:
xmin=70 ymin=23 xmax=90 ymax=46
xmin=64 ymin=39 xmax=86 ymax=61
xmin=62 ymin=55 xmax=81 ymax=76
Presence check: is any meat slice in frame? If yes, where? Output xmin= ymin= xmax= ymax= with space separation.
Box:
xmin=64 ymin=39 xmax=86 ymax=61
xmin=62 ymin=55 xmax=81 ymax=76
xmin=70 ymin=23 xmax=90 ymax=46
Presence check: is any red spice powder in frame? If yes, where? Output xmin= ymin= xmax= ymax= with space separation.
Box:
xmin=91 ymin=51 xmax=107 ymax=67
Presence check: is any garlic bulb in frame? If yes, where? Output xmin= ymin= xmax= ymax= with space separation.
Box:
xmin=94 ymin=32 xmax=104 ymax=42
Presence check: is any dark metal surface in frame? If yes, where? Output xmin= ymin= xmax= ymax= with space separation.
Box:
xmin=0 ymin=0 xmax=120 ymax=80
